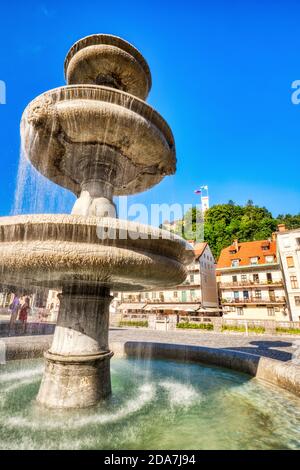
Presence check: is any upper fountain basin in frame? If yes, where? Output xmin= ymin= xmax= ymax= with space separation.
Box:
xmin=64 ymin=34 xmax=152 ymax=100
xmin=21 ymin=85 xmax=176 ymax=197
xmin=0 ymin=214 xmax=194 ymax=291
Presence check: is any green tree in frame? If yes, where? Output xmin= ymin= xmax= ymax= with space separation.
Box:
xmin=177 ymin=202 xmax=300 ymax=259
xmin=277 ymin=213 xmax=300 ymax=230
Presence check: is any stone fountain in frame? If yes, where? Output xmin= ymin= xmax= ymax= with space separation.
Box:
xmin=0 ymin=34 xmax=193 ymax=408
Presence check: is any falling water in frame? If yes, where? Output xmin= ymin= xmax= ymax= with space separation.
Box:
xmin=12 ymin=134 xmax=75 ymax=216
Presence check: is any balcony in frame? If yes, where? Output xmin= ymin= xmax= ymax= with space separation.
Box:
xmin=142 ymin=298 xmax=201 ymax=304
xmin=221 ymin=296 xmax=286 ymax=305
xmin=219 ymin=280 xmax=283 ymax=288
xmin=181 ymin=280 xmax=200 ymax=287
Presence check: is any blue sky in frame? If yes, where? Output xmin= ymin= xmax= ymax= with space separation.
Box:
xmin=0 ymin=0 xmax=299 ymax=218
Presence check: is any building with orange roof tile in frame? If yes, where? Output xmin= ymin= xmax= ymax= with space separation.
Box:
xmin=216 ymin=238 xmax=288 ymax=320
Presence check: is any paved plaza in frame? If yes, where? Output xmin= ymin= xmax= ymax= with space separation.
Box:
xmin=109 ymin=328 xmax=300 ymax=362
xmin=2 ymin=327 xmax=300 ymax=363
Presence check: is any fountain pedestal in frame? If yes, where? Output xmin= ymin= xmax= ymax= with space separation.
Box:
xmin=37 ymin=285 xmax=113 ymax=408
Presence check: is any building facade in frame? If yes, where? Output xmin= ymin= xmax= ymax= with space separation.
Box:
xmin=217 ymin=239 xmax=288 ymax=320
xmin=277 ymin=225 xmax=300 ymax=321
xmin=116 ymin=242 xmax=220 ymax=317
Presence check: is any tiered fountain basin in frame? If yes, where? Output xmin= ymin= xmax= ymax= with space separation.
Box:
xmin=0 ymin=214 xmax=193 ymax=409
xmin=64 ymin=34 xmax=152 ymax=99
xmin=1 ymin=33 xmax=192 ymax=409
xmin=21 ymin=85 xmax=175 ymax=197
xmin=0 ymin=214 xmax=192 ymax=291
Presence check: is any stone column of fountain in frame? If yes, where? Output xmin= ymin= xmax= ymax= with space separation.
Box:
xmin=0 ymin=34 xmax=194 ymax=408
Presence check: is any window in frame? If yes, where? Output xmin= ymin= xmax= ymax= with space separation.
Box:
xmin=243 ymin=290 xmax=249 ymax=299
xmin=267 ymin=307 xmax=275 ymax=316
xmin=173 ymin=291 xmax=178 ymax=298
xmin=190 ymin=274 xmax=194 ymax=283
xmin=294 ymin=296 xmax=300 ymax=306
xmin=255 ymin=290 xmax=262 ymax=299
xmin=269 ymin=289 xmax=275 ymax=301
xmin=190 ymin=290 xmax=196 ymax=299
xmin=145 ymin=292 xmax=149 ymax=299
xmin=286 ymin=256 xmax=295 ymax=268
xmin=265 ymin=255 xmax=274 ymax=263
xmin=253 ymin=273 xmax=259 ymax=283
xmin=232 ymin=275 xmax=237 ymax=283
xmin=267 ymin=273 xmax=272 ymax=283
xmin=290 ymin=275 xmax=299 ymax=289
xmin=152 ymin=292 xmax=157 ymax=299
xmin=237 ymin=307 xmax=244 ymax=316
xmin=241 ymin=274 xmax=247 ymax=282
xmin=250 ymin=257 xmax=258 ymax=265
xmin=296 ymin=238 xmax=300 ymax=247
xmin=231 ymin=259 xmax=239 ymax=267
xmin=234 ymin=291 xmax=239 ymax=300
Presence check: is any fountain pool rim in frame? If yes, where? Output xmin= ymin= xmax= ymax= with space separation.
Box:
xmin=2 ymin=336 xmax=300 ymax=398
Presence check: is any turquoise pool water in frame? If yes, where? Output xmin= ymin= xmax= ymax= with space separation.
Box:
xmin=0 ymin=357 xmax=299 ymax=450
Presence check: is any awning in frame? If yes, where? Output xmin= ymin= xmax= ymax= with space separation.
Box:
xmin=144 ymin=304 xmax=200 ymax=312
xmin=196 ymin=307 xmax=222 ymax=314
xmin=119 ymin=303 xmax=146 ymax=310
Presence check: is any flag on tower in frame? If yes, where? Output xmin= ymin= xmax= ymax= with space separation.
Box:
xmin=194 ymin=189 xmax=201 ymax=194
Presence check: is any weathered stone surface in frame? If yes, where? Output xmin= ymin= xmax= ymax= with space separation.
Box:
xmin=0 ymin=34 xmax=193 ymax=409
xmin=21 ymin=86 xmax=175 ymax=200
xmin=0 ymin=214 xmax=193 ymax=291
xmin=37 ymin=285 xmax=114 ymax=408
xmin=37 ymin=352 xmax=112 ymax=408
xmin=21 ymin=36 xmax=173 ymax=217
xmin=64 ymin=34 xmax=152 ymax=99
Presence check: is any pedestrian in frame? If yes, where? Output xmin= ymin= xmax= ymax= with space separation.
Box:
xmin=9 ymin=293 xmax=20 ymax=335
xmin=18 ymin=297 xmax=31 ymax=334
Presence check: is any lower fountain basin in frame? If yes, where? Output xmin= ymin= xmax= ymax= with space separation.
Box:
xmin=0 ymin=214 xmax=193 ymax=291
xmin=0 ymin=357 xmax=299 ymax=450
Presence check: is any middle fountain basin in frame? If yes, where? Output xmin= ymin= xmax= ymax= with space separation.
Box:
xmin=0 ymin=214 xmax=194 ymax=292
